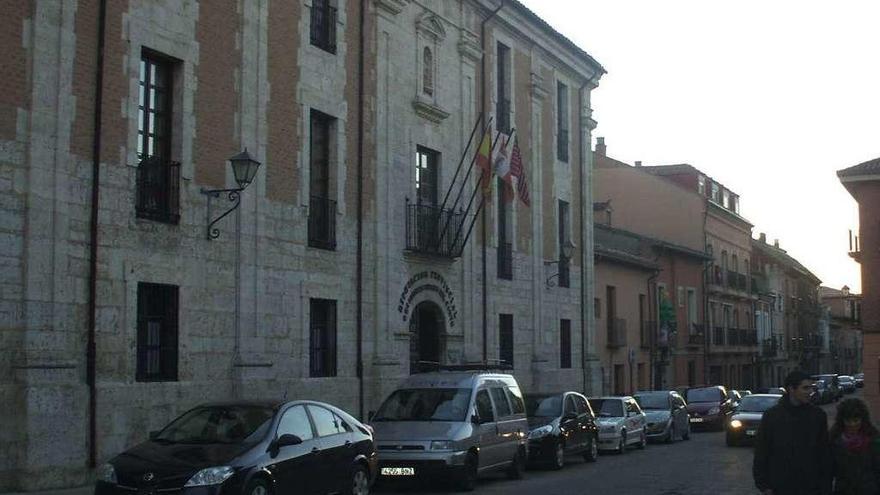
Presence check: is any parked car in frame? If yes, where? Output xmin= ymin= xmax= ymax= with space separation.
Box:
xmin=729 ymin=389 xmax=743 ymax=408
xmin=369 ymin=371 xmax=528 ymax=491
xmin=524 ymin=392 xmax=599 ymax=469
xmin=755 ymin=387 xmax=786 ymax=395
xmin=94 ymin=400 xmax=378 ymax=495
xmin=633 ymin=390 xmax=690 ymax=443
xmin=685 ymin=386 xmax=735 ymax=431
xmin=726 ymin=393 xmax=783 ymax=446
xmin=811 ymin=380 xmax=834 ymax=405
xmin=812 ymin=374 xmax=842 ymax=401
xmin=588 ymin=396 xmax=647 ymax=454
xmin=737 ymin=389 xmax=753 ymax=397
xmin=854 ymin=373 xmax=865 ymax=388
xmin=838 ymin=375 xmax=856 ymax=394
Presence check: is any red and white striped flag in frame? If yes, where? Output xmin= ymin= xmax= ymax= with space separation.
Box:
xmin=509 ymin=137 xmax=530 ymax=206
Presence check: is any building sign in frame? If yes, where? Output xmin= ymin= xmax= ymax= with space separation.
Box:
xmin=398 ymin=271 xmax=458 ymax=327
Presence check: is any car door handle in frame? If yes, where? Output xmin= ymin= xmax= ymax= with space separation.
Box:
xmin=345 ymin=440 xmax=353 ymax=448
xmin=311 ymin=447 xmax=320 ymax=454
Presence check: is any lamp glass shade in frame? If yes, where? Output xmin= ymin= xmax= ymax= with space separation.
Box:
xmin=561 ymin=239 xmax=576 ymax=261
xmin=229 ymin=149 xmax=261 ymax=189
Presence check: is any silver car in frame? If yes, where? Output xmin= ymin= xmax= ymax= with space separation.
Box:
xmin=588 ymin=396 xmax=647 ymax=454
xmin=370 ymin=371 xmax=529 ymax=491
xmin=634 ymin=390 xmax=691 ymax=443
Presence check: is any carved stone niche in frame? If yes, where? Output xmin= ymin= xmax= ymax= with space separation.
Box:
xmin=412 ymin=12 xmax=449 ymax=123
xmin=416 ymin=12 xmax=446 ymax=43
xmin=374 ymin=0 xmax=410 ymax=16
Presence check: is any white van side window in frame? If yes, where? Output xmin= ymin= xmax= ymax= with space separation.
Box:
xmin=506 ymin=386 xmax=525 ymax=414
xmin=490 ymin=387 xmax=512 ymax=418
xmin=475 ymin=390 xmax=495 ymax=423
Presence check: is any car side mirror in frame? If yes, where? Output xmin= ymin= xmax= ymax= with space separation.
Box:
xmin=149 ymin=431 xmax=160 ymax=440
xmin=471 ymin=414 xmax=480 ymax=425
xmin=275 ymin=434 xmax=303 ymax=448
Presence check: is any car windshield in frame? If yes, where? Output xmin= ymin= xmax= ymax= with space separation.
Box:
xmin=155 ymin=405 xmax=275 ymax=444
xmin=372 ymin=388 xmax=471 ymax=422
xmin=588 ymin=399 xmax=623 ymax=418
xmin=839 ymin=377 xmax=853 ymax=383
xmin=524 ymin=394 xmax=562 ymax=418
xmin=686 ymin=388 xmax=721 ymax=402
xmin=738 ymin=396 xmax=780 ymax=412
xmin=634 ymin=394 xmax=668 ymax=410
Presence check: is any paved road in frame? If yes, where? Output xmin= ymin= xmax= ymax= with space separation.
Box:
xmin=377 ymin=395 xmax=847 ymax=495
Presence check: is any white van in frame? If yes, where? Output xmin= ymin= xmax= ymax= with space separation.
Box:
xmin=369 ymin=371 xmax=529 ymax=491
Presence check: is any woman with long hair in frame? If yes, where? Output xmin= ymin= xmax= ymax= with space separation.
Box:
xmin=830 ymin=398 xmax=880 ymax=494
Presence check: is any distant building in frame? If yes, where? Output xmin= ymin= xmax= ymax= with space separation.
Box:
xmin=838 ymin=157 xmax=880 ymax=412
xmin=818 ymin=286 xmax=862 ymax=374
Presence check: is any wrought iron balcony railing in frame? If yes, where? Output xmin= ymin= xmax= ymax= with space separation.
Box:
xmin=607 ymin=318 xmax=627 ymax=348
xmin=308 ymin=195 xmax=337 ymax=250
xmin=713 ymin=326 xmax=725 ymax=346
xmin=762 ymin=337 xmax=778 ymax=357
xmin=405 ymin=203 xmax=466 ymax=258
xmin=688 ymin=324 xmax=705 ymax=346
xmin=136 ymin=156 xmax=180 ymax=224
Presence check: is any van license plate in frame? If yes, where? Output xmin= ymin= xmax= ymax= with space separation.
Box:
xmin=381 ymin=467 xmax=415 ymax=476
xmin=690 ymin=417 xmax=703 ymax=423
xmin=746 ymin=430 xmax=756 ymax=436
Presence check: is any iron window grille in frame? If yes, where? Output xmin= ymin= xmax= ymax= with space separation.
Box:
xmin=136 ymin=282 xmax=179 ymax=382
xmin=560 ymin=319 xmax=572 ymax=369
xmin=497 ymin=242 xmax=513 ymax=280
xmin=499 ymin=314 xmax=514 ymax=367
xmin=496 ymin=43 xmax=511 ymax=133
xmin=310 ymin=0 xmax=337 ymax=54
xmin=136 ymin=156 xmax=180 ymax=223
xmin=556 ymin=81 xmax=569 ymax=162
xmin=713 ymin=326 xmax=725 ymax=346
xmin=405 ymin=202 xmax=466 ymax=258
xmin=558 ymin=200 xmax=570 ymax=287
xmin=308 ymin=195 xmax=337 ymax=250
xmin=309 ymin=298 xmax=337 ymax=377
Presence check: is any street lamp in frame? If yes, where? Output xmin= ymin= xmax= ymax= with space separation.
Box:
xmin=545 ymin=239 xmax=576 ymax=287
xmin=201 ymin=149 xmax=262 ymax=240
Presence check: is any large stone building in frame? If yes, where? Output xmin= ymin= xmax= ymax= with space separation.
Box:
xmin=0 ymin=0 xmax=604 ymax=490
xmin=818 ymin=286 xmax=862 ymax=375
xmin=838 ymin=157 xmax=880 ymax=413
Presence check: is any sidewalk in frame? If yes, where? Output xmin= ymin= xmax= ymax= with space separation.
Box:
xmin=5 ymin=486 xmax=92 ymax=495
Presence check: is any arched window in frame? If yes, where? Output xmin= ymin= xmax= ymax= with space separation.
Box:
xmin=422 ymin=47 xmax=434 ymax=96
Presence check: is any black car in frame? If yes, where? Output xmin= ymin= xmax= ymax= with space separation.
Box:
xmin=685 ymin=386 xmax=735 ymax=431
xmin=726 ymin=394 xmax=782 ymax=446
xmin=95 ymin=400 xmax=377 ymax=495
xmin=524 ymin=392 xmax=599 ymax=469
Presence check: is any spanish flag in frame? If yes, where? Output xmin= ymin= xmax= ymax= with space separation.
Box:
xmin=476 ymin=130 xmax=493 ymax=195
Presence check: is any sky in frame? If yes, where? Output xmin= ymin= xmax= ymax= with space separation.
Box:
xmin=518 ymin=0 xmax=880 ymax=293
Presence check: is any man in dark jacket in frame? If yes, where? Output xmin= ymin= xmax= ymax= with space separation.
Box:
xmin=754 ymin=370 xmax=832 ymax=495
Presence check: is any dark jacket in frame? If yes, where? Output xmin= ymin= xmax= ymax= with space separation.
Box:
xmin=831 ymin=431 xmax=880 ymax=495
xmin=753 ymin=397 xmax=832 ymax=495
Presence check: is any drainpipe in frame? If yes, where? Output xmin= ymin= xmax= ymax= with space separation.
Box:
xmin=356 ymin=0 xmax=366 ymax=419
xmin=479 ymin=1 xmax=504 ymax=364
xmin=578 ymin=81 xmax=588 ymax=393
xmin=701 ymin=202 xmax=709 ymax=384
xmin=647 ymin=270 xmax=659 ymax=389
xmin=87 ymin=0 xmax=108 ymax=469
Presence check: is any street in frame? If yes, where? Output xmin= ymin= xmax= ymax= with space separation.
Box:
xmin=377 ymin=398 xmax=844 ymax=495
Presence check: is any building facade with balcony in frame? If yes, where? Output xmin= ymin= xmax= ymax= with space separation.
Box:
xmin=838 ymin=158 xmax=880 ymax=414
xmin=0 ymin=1 xmax=604 ymax=490
xmin=819 ymin=286 xmax=862 ymax=375
xmin=593 ymin=145 xmax=710 ymax=390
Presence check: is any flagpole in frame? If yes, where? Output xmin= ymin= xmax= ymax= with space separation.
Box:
xmin=439 ymin=114 xmax=487 ymax=213
xmin=451 ymin=130 xmax=503 ymax=254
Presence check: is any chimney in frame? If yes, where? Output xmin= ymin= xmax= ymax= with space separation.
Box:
xmin=635 ymin=160 xmax=642 ymax=167
xmin=759 ymin=233 xmax=766 ymax=243
xmin=774 ymin=239 xmax=779 ymax=248
xmin=596 ymin=137 xmax=606 ymax=156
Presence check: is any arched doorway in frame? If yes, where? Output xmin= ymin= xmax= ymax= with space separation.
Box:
xmin=410 ymin=301 xmax=444 ymax=374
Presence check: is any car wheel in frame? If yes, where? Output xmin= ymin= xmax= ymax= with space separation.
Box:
xmin=348 ymin=465 xmax=370 ymax=495
xmin=455 ymin=452 xmax=478 ymax=492
xmin=550 ymin=439 xmax=565 ymax=470
xmin=583 ymin=435 xmax=599 ymax=462
xmin=617 ymin=431 xmax=627 ymax=454
xmin=244 ymin=478 xmax=270 ymax=495
xmin=506 ymin=447 xmax=526 ymax=479
xmin=637 ymin=431 xmax=647 ymax=450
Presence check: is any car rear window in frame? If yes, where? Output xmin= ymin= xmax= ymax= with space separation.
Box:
xmin=686 ymin=388 xmax=722 ymax=402
xmin=589 ymin=399 xmax=624 ymax=418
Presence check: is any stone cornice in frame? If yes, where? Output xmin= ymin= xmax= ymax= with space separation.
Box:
xmin=530 ymin=72 xmax=549 ymax=101
xmin=581 ymin=107 xmax=597 ymax=131
xmin=416 ymin=13 xmax=446 ymax=43
xmin=374 ymin=0 xmax=410 ymax=16
xmin=458 ymin=29 xmax=481 ymax=64
xmin=412 ymin=96 xmax=450 ymax=123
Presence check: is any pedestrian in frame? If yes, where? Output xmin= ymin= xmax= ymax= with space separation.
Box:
xmin=753 ymin=370 xmax=833 ymax=495
xmin=830 ymin=397 xmax=880 ymax=494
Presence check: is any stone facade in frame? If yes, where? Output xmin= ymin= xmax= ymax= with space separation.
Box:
xmin=0 ymin=0 xmax=604 ymax=490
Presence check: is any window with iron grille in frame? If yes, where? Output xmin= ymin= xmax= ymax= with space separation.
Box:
xmin=496 ymin=43 xmax=511 ymax=134
xmin=309 ymin=110 xmax=336 ymax=249
xmin=136 ymin=282 xmax=179 ymax=382
xmin=309 ymin=298 xmax=337 ymax=377
xmin=558 ymin=200 xmax=570 ymax=287
xmin=136 ymin=49 xmax=180 ymax=224
xmin=423 ymin=47 xmax=434 ymax=96
xmin=560 ymin=319 xmax=571 ymax=369
xmin=497 ymin=178 xmax=512 ymax=280
xmin=499 ymin=314 xmax=513 ymax=367
xmin=310 ymin=0 xmax=337 ymax=54
xmin=556 ymin=81 xmax=569 ymax=162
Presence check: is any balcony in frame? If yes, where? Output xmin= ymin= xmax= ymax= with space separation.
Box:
xmin=136 ymin=156 xmax=180 ymax=224
xmin=712 ymin=326 xmax=725 ymax=346
xmin=497 ymin=242 xmax=513 ymax=280
xmin=737 ymin=273 xmax=749 ymax=292
xmin=848 ymin=230 xmax=861 ymax=262
xmin=741 ymin=328 xmax=757 ymax=346
xmin=308 ymin=195 xmax=337 ymax=250
xmin=607 ymin=318 xmax=627 ymax=348
xmin=762 ymin=337 xmax=778 ymax=357
xmin=405 ymin=203 xmax=466 ymax=258
xmin=727 ymin=328 xmax=739 ymax=346
xmin=688 ymin=324 xmax=705 ymax=346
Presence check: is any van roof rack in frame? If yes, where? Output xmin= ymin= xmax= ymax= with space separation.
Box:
xmin=430 ymin=362 xmax=514 ymax=373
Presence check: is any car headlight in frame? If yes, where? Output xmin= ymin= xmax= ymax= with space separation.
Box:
xmin=528 ymin=425 xmax=553 ymax=440
xmin=730 ymin=419 xmax=743 ymax=429
xmin=184 ymin=466 xmax=235 ymax=487
xmin=708 ymin=407 xmax=720 ymax=415
xmin=430 ymin=440 xmax=452 ymax=450
xmin=98 ymin=463 xmax=117 ymax=484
